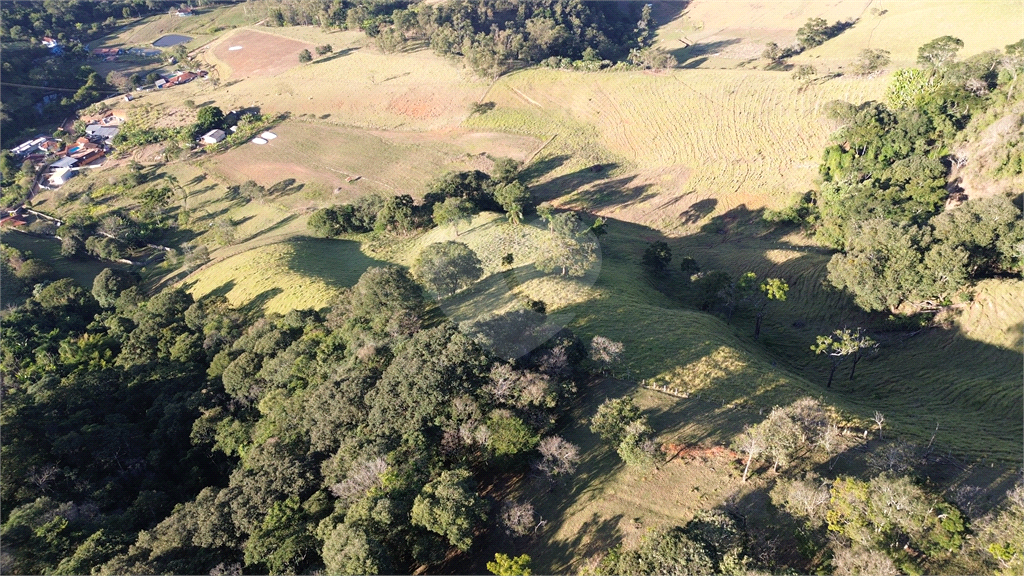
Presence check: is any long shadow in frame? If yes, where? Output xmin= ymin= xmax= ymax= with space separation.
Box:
xmin=544 ymin=206 xmax=1023 ymax=463
xmin=243 ymin=214 xmax=298 ymax=243
xmin=311 ymin=46 xmax=357 ymax=64
xmin=520 ymin=154 xmax=571 ymax=185
xmin=670 ymin=38 xmax=742 ymax=67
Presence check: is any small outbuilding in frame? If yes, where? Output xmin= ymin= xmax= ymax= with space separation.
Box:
xmin=49 ymin=167 xmax=76 ymax=186
xmin=201 ymin=129 xmax=226 ymax=144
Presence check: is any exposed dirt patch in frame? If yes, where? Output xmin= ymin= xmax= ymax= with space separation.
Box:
xmin=211 ymin=29 xmax=314 ymax=79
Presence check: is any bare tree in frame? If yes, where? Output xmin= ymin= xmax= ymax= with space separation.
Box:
xmin=733 ymin=424 xmax=767 ymax=482
xmin=535 ymin=436 xmax=580 ymax=481
xmin=500 ymin=501 xmax=535 ymax=537
xmin=589 ymin=336 xmax=624 ymax=375
xmin=330 ymin=457 xmax=388 ymax=502
xmin=873 ymin=411 xmax=885 ymax=440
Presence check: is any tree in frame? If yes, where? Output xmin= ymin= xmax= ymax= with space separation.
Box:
xmin=315 ymin=44 xmax=333 ymax=56
xmin=494 ymin=181 xmax=530 ymax=224
xmin=852 ymin=49 xmax=891 ymax=75
xmin=432 ymin=196 xmax=476 ymax=235
xmin=534 ymin=235 xmax=596 ymax=277
xmin=733 ymin=424 xmax=766 ymax=482
xmin=410 ymin=469 xmax=487 ymax=552
xmin=642 ymin=241 xmax=671 ymax=273
xmin=590 ymin=397 xmax=643 ymax=445
xmin=753 ymin=277 xmax=788 ymax=338
xmin=826 ymin=219 xmax=925 ymax=312
xmin=535 ymin=436 xmax=580 ymax=481
xmin=796 ymin=17 xmax=830 ymax=49
xmin=193 ymin=105 xmax=224 ymax=134
xmin=762 ymin=42 xmax=783 ymax=62
xmin=499 ymin=501 xmax=535 ymax=537
xmin=487 ymin=553 xmax=532 ymax=576
xmin=589 ymin=336 xmax=624 ymax=374
xmin=792 ymin=64 xmax=817 ymax=81
xmin=812 ymin=328 xmax=876 ymax=388
xmin=413 ymin=241 xmax=483 ymax=296
xmin=298 ymin=49 xmax=312 ymax=62
xmin=92 ymin=268 xmax=138 ymax=308
xmin=600 ymin=527 xmax=715 ymax=575
xmin=239 ymin=180 xmax=267 ymax=204
xmin=617 ymin=419 xmax=661 ymax=471
xmin=760 ymin=408 xmax=803 ymax=472
xmin=492 ymin=157 xmax=521 ymax=184
xmin=917 ymin=35 xmax=964 ymax=67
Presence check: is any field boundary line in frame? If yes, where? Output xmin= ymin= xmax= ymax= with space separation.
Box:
xmin=524 ymin=134 xmax=557 ymax=166
xmin=510 ymin=86 xmax=543 ymax=108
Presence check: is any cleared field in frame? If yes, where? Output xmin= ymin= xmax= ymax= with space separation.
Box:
xmin=95 ymin=4 xmax=259 ymax=52
xmin=197 ymin=28 xmax=488 ymax=130
xmin=208 ymin=28 xmax=314 ymax=79
xmin=654 ymin=0 xmax=1023 ymax=70
xmin=183 ymin=237 xmax=384 ymax=314
xmin=470 ymin=67 xmax=888 ymax=230
xmin=205 ymin=120 xmax=540 ymax=201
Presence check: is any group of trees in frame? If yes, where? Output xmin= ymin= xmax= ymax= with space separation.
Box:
xmin=309 ymin=161 xmax=529 ymax=239
xmin=263 ymin=0 xmax=667 ymax=77
xmin=762 ymin=16 xmax=856 ymax=70
xmin=771 ymin=37 xmax=1024 ymax=313
xmin=0 ymin=261 xmax=596 ymax=574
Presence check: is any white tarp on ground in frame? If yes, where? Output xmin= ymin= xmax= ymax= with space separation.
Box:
xmin=229 ymin=46 xmax=242 ymax=50
xmin=260 ymin=132 xmax=277 ymax=140
xmin=251 ymin=137 xmax=267 ymax=144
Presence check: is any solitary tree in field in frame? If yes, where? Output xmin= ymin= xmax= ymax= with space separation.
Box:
xmin=852 ymin=49 xmax=891 ymax=75
xmin=298 ymin=49 xmax=312 ymax=63
xmin=432 ymin=197 xmax=476 ymax=236
xmin=534 ymin=235 xmax=596 ymax=277
xmin=535 ymin=436 xmax=580 ymax=482
xmin=917 ymin=35 xmax=963 ymax=67
xmin=753 ymin=277 xmax=789 ymax=338
xmin=315 ymin=44 xmax=333 ymax=56
xmin=811 ymin=327 xmax=876 ymax=387
xmin=796 ymin=18 xmax=830 ymax=49
xmin=413 ymin=241 xmax=483 ymax=296
xmin=642 ymin=241 xmax=672 ymax=273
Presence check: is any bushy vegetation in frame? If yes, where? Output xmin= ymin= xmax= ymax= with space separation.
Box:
xmin=800 ymin=38 xmax=1024 ymax=312
xmin=265 ymin=0 xmax=664 ymax=77
xmin=0 ymin=264 xmax=592 ymax=574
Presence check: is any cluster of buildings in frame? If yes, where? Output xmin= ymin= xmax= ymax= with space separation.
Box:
xmin=10 ymin=111 xmax=126 ymax=188
xmin=152 ymin=69 xmax=206 ymax=89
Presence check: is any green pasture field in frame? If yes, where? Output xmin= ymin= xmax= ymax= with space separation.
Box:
xmin=0 ymin=230 xmax=123 ymax=296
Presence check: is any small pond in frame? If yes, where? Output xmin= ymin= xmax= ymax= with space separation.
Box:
xmin=153 ymin=34 xmax=192 ymax=47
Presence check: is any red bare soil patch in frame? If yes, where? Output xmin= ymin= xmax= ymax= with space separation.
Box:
xmin=212 ymin=30 xmax=314 ymax=79
xmin=663 ymin=443 xmax=740 ymax=463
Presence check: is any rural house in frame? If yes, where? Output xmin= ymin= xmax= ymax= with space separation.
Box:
xmin=48 ymin=167 xmax=75 ymax=186
xmin=201 ymin=129 xmax=226 ymax=144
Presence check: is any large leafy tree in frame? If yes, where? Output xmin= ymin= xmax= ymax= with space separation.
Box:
xmin=410 ymin=469 xmax=487 ymax=551
xmin=413 ymin=241 xmax=484 ymax=296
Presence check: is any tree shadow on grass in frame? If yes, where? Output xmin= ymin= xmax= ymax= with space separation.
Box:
xmin=520 ymin=154 xmax=571 ymax=185
xmin=670 ymin=38 xmax=742 ymax=67
xmin=244 ymin=214 xmax=298 ymax=243
xmin=284 ymin=236 xmax=388 ymax=291
xmin=239 ymin=287 xmax=284 ymax=317
xmin=311 ymin=46 xmax=357 ymax=64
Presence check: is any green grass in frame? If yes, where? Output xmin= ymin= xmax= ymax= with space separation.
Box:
xmin=0 ymin=231 xmax=126 ymax=295
xmin=182 ymin=236 xmax=385 ymax=315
